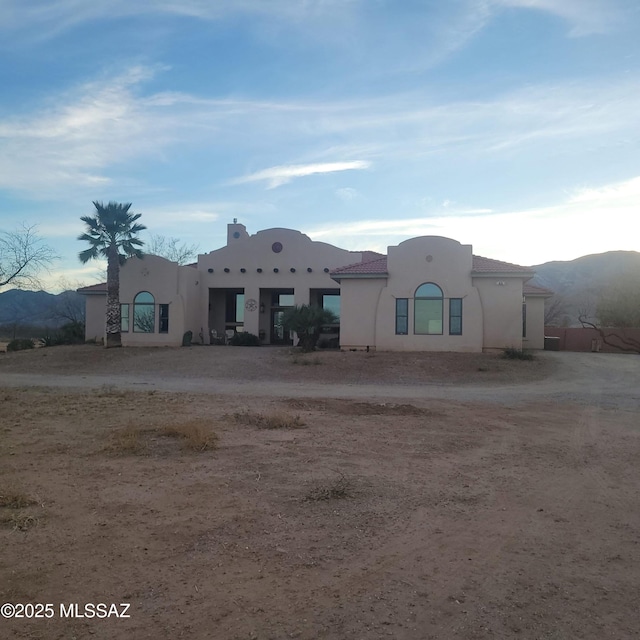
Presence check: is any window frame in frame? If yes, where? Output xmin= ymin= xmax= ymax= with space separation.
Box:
xmin=449 ymin=298 xmax=463 ymax=335
xmin=133 ymin=291 xmax=155 ymax=333
xmin=159 ymin=303 xmax=169 ymax=334
xmin=120 ymin=303 xmax=130 ymax=333
xmin=414 ymin=283 xmax=444 ymax=335
xmin=395 ymin=298 xmax=409 ymax=335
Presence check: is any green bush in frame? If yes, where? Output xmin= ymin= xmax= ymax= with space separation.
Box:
xmin=182 ymin=331 xmax=193 ymax=347
xmin=502 ymin=347 xmax=534 ymax=360
xmin=229 ymin=331 xmax=262 ymax=347
xmin=40 ymin=322 xmax=85 ymax=347
xmin=229 ymin=332 xmax=261 ymax=346
xmin=7 ymin=339 xmax=35 ymax=352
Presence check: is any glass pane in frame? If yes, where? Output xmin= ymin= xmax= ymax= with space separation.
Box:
xmin=134 ymin=291 xmax=154 ymax=304
xmin=236 ymin=294 xmax=245 ymax=322
xmin=322 ymin=295 xmax=341 ymax=320
xmin=278 ymin=294 xmax=295 ymax=307
xmin=134 ymin=305 xmax=155 ymax=333
xmin=159 ymin=304 xmax=169 ymax=333
xmin=415 ymin=283 xmax=443 ymax=298
xmin=449 ymin=316 xmax=462 ymax=335
xmin=396 ymin=316 xmax=408 ymax=335
xmin=450 ymin=298 xmax=462 ymax=315
xmin=415 ymin=299 xmax=442 ymax=334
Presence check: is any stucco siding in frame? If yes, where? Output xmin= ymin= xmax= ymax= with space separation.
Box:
xmin=473 ymin=277 xmax=524 ymax=349
xmin=523 ymin=296 xmax=545 ymax=350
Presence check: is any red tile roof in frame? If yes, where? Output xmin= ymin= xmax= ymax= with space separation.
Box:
xmin=332 ymin=254 xmax=534 ymax=277
xmin=77 ymin=282 xmax=107 ymax=294
xmin=332 ymin=256 xmax=389 ymax=276
xmin=523 ymin=283 xmax=554 ymax=296
xmin=471 ymin=256 xmax=534 ymax=274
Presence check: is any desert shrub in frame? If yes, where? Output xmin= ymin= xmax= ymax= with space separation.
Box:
xmin=317 ymin=337 xmax=340 ymax=349
xmin=282 ymin=305 xmax=338 ymax=352
xmin=39 ymin=321 xmax=85 ymax=347
xmin=305 ymin=473 xmax=352 ymax=501
xmin=162 ymin=422 xmax=219 ymax=451
xmin=182 ymin=330 xmax=193 ymax=346
xmin=0 ymin=490 xmax=37 ymax=509
xmin=6 ymin=338 xmax=34 ymax=352
xmin=229 ymin=332 xmax=261 ymax=346
xmin=503 ymin=347 xmax=534 ymax=361
xmin=231 ymin=409 xmax=304 ymax=429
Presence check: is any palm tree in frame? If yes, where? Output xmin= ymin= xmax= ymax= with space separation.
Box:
xmin=78 ymin=201 xmax=146 ymax=348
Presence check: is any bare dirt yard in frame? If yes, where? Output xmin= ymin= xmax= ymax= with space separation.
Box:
xmin=0 ymin=345 xmax=639 ymax=639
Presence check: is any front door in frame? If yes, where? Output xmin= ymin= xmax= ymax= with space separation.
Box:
xmin=270 ymin=309 xmax=292 ymax=345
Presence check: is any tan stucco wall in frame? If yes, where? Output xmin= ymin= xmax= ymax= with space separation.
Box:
xmin=339 ymin=237 xmax=484 ymax=352
xmin=118 ymin=255 xmax=200 ymax=347
xmin=84 ymin=295 xmax=106 ymax=342
xmin=523 ymin=296 xmax=546 ymax=350
xmin=472 ymin=277 xmax=524 ymax=350
xmin=197 ymin=227 xmax=363 ymax=343
xmin=338 ymin=278 xmax=386 ymax=348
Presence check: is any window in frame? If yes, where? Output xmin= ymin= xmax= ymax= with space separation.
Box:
xmin=322 ymin=294 xmax=341 ymax=320
xmin=395 ymin=298 xmax=408 ymax=335
xmin=522 ymin=299 xmax=527 ymax=338
xmin=272 ymin=292 xmax=295 ymax=307
xmin=449 ymin=298 xmax=463 ymax=335
xmin=414 ymin=283 xmax=443 ymax=335
xmin=133 ymin=291 xmax=155 ymax=333
xmin=120 ymin=304 xmax=129 ymax=333
xmin=159 ymin=304 xmax=169 ymax=334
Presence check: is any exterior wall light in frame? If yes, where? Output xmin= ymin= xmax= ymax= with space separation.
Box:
xmin=260 ymin=302 xmax=265 ymax=313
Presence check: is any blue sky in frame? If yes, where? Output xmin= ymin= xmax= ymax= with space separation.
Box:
xmin=1 ymin=0 xmax=639 ymax=290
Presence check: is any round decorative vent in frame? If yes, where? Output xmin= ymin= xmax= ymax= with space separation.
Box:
xmin=426 ymin=255 xmax=433 ymax=263
xmin=290 ymin=267 xmax=296 ymax=273
xmin=224 ymin=268 xmax=230 ymax=273
xmin=273 ymin=267 xmax=279 ymax=273
xmin=233 ymin=231 xmax=241 ymax=239
xmin=257 ymin=268 xmax=263 ymax=273
xmin=240 ymin=268 xmax=246 ymax=273
xmin=272 ymin=242 xmax=283 ymax=253
xmin=323 ymin=268 xmax=330 ymax=273
xmin=245 ymin=298 xmax=258 ymax=312
xmin=307 ymin=267 xmax=313 ymax=273
xmin=207 ymin=268 xmax=214 ymax=273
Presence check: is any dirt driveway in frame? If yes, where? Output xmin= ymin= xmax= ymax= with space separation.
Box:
xmin=0 ymin=347 xmax=638 ymax=639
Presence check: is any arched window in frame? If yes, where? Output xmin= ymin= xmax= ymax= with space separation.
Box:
xmin=133 ymin=291 xmax=155 ymax=333
xmin=414 ymin=283 xmax=443 ymax=335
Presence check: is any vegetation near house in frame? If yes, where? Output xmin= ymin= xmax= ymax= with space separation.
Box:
xmin=282 ymin=304 xmax=338 ymax=352
xmin=579 ymin=275 xmax=640 ymax=353
xmin=78 ymin=201 xmax=146 ymax=348
xmin=0 ymin=224 xmax=56 ymax=291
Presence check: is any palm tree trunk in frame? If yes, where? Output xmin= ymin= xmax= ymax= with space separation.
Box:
xmin=105 ymin=244 xmax=121 ymax=348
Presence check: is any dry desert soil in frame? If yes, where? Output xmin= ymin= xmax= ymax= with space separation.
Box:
xmin=0 ymin=345 xmax=639 ymax=640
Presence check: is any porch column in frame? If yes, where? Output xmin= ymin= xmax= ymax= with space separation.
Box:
xmin=243 ymin=285 xmax=260 ymax=336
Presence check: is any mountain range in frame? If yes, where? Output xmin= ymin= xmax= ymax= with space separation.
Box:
xmin=0 ymin=250 xmax=638 ymax=330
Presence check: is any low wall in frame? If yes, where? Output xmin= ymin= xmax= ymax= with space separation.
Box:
xmin=544 ymin=327 xmax=640 ymax=353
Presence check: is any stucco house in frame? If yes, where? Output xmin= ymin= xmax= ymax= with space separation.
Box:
xmin=79 ymin=222 xmax=552 ymax=351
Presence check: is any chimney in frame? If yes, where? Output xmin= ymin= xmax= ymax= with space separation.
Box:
xmin=227 ymin=221 xmax=249 ymax=245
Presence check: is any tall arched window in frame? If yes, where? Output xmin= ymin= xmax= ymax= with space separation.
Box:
xmin=133 ymin=291 xmax=155 ymax=333
xmin=414 ymin=283 xmax=443 ymax=335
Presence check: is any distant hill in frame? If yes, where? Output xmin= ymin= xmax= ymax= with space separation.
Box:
xmin=530 ymin=251 xmax=640 ymax=327
xmin=0 ymin=289 xmax=84 ymax=329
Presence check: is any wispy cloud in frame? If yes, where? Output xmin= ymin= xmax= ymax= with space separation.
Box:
xmin=492 ymin=0 xmax=625 ymax=36
xmin=231 ymin=161 xmax=371 ymax=189
xmin=306 ymin=174 xmax=640 ymax=264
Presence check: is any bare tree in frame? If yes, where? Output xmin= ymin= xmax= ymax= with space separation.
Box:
xmin=544 ymin=295 xmax=568 ymax=327
xmin=46 ymin=278 xmax=86 ymax=326
xmin=147 ymin=234 xmax=200 ymax=265
xmin=0 ymin=224 xmax=57 ymax=290
xmin=579 ymin=277 xmax=640 ymax=353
